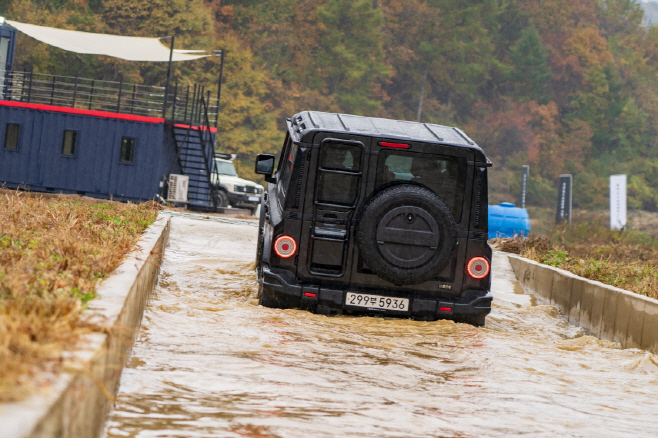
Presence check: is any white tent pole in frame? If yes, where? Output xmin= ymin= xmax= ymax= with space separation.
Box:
xmin=162 ymin=35 xmax=175 ymax=118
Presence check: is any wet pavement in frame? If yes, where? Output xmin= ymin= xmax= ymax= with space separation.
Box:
xmin=104 ymin=216 xmax=658 ymax=438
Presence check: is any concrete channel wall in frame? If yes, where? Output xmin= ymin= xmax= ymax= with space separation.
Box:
xmin=0 ymin=213 xmax=171 ymax=438
xmin=506 ymin=253 xmax=658 ymax=354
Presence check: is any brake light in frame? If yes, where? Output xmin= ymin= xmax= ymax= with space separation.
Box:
xmin=274 ymin=235 xmax=297 ymax=258
xmin=467 ymin=257 xmax=490 ymax=279
xmin=379 ymin=141 xmax=410 ymax=149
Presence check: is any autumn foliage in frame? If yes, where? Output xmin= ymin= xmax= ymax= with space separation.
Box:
xmin=2 ymin=0 xmax=658 ymax=209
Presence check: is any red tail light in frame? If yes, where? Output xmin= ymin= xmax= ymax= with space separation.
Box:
xmin=379 ymin=141 xmax=410 ymax=149
xmin=274 ymin=235 xmax=297 ymax=258
xmin=467 ymin=257 xmax=490 ymax=279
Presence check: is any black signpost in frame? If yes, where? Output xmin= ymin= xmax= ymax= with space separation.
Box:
xmin=555 ymin=174 xmax=572 ymax=224
xmin=520 ymin=165 xmax=529 ymax=209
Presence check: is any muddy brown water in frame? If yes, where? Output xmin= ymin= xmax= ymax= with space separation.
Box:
xmin=104 ymin=217 xmax=658 ymax=438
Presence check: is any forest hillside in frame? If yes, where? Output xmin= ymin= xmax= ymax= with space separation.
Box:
xmin=2 ymin=0 xmax=658 ymax=211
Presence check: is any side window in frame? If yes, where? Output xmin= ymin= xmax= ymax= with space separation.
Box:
xmin=316 ymin=141 xmax=363 ymax=207
xmin=61 ymin=130 xmax=77 ymax=156
xmin=119 ymin=136 xmax=135 ymax=163
xmin=276 ymin=136 xmax=295 ymax=201
xmin=284 ymin=146 xmax=308 ymax=209
xmin=276 ymin=134 xmax=292 ymax=175
xmin=4 ymin=123 xmax=20 ymax=150
xmin=280 ymin=143 xmax=298 ymax=195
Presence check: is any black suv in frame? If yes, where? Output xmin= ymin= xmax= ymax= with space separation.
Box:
xmin=254 ymin=111 xmax=492 ymax=326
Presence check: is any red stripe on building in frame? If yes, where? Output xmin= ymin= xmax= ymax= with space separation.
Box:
xmin=0 ymin=100 xmax=165 ymax=124
xmin=171 ymin=123 xmax=217 ymax=133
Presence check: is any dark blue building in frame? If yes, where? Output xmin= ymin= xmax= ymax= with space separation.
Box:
xmin=0 ymin=97 xmax=218 ymax=207
xmin=1 ymin=101 xmax=168 ymax=201
xmin=0 ymin=21 xmax=223 ymax=208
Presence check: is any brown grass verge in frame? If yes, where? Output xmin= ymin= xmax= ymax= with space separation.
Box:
xmin=0 ymin=191 xmax=160 ymax=402
xmin=496 ymin=223 xmax=658 ymax=299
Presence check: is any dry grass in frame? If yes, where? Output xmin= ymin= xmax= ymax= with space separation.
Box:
xmin=0 ymin=191 xmax=159 ymax=401
xmin=497 ymin=223 xmax=658 ymax=299
xmin=525 ymin=206 xmax=658 ymax=239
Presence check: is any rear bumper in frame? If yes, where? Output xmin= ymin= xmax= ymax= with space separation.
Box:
xmin=262 ymin=266 xmax=492 ymax=321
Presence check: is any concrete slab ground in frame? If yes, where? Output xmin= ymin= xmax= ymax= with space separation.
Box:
xmin=641 ymin=300 xmax=658 ymax=353
xmin=535 ymin=266 xmax=554 ymax=304
xmin=507 ymin=253 xmax=658 ymax=354
xmin=508 ymin=256 xmax=535 ymax=291
xmin=568 ymin=276 xmax=585 ymax=327
xmin=601 ymin=284 xmax=620 ymax=342
xmin=623 ymin=292 xmax=646 ymax=349
xmin=585 ymin=279 xmax=606 ymax=339
xmin=550 ymin=269 xmax=573 ymax=321
xmin=613 ymin=290 xmax=634 ymax=346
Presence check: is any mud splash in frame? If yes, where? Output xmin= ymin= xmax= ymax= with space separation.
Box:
xmin=104 ymin=217 xmax=658 ymax=438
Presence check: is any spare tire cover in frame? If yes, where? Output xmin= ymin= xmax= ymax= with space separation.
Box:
xmin=355 ymin=184 xmax=457 ymax=286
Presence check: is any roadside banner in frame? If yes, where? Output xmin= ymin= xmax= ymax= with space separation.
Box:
xmin=610 ymin=174 xmax=627 ymax=230
xmin=520 ymin=165 xmax=529 ymax=208
xmin=555 ymin=174 xmax=572 ymax=224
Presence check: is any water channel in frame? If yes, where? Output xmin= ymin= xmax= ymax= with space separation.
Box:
xmin=104 ymin=216 xmax=658 ymax=437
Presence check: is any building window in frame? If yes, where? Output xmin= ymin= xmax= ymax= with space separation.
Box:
xmin=61 ymin=130 xmax=77 ymax=156
xmin=4 ymin=123 xmax=20 ymax=150
xmin=119 ymin=136 xmax=135 ymax=163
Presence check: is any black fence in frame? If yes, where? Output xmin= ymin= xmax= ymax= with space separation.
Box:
xmin=0 ymin=70 xmax=220 ymax=126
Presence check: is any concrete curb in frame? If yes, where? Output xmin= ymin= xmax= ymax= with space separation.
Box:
xmin=0 ymin=212 xmax=171 ymax=438
xmin=506 ymin=253 xmax=658 ymax=353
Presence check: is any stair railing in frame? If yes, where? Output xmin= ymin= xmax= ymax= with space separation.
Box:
xmin=199 ymin=95 xmax=220 ymax=209
xmin=170 ymin=125 xmax=192 ymax=177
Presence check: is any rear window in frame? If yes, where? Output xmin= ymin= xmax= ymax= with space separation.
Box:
xmin=377 ymin=150 xmax=466 ymax=221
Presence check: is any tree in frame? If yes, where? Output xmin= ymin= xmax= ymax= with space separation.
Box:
xmin=509 ymin=26 xmax=552 ymax=103
xmin=313 ymin=0 xmax=390 ymax=114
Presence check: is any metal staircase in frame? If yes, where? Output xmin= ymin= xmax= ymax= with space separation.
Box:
xmin=171 ymin=96 xmax=219 ymax=209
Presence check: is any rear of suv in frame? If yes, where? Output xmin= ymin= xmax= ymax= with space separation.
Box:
xmin=254 ymin=111 xmax=492 ymax=326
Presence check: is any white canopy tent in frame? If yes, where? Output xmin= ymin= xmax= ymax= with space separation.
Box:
xmin=6 ymin=20 xmax=212 ymax=62
xmin=1 ymin=19 xmax=225 ymax=120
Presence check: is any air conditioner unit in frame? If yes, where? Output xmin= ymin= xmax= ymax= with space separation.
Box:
xmin=167 ymin=174 xmax=189 ymax=203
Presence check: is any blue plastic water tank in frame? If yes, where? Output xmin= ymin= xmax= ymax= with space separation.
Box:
xmin=488 ymin=202 xmax=531 ymax=239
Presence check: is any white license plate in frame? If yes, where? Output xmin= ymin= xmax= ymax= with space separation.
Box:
xmin=345 ymin=292 xmax=409 ymax=311
xmin=248 ymin=196 xmax=260 ymax=202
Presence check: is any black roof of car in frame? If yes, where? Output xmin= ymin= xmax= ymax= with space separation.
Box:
xmin=288 ymin=111 xmax=489 ymax=163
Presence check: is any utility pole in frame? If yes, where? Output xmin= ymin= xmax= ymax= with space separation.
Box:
xmin=215 ymin=50 xmax=225 ymax=128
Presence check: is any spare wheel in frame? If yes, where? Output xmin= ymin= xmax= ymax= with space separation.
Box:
xmin=355 ymin=184 xmax=457 ymax=286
